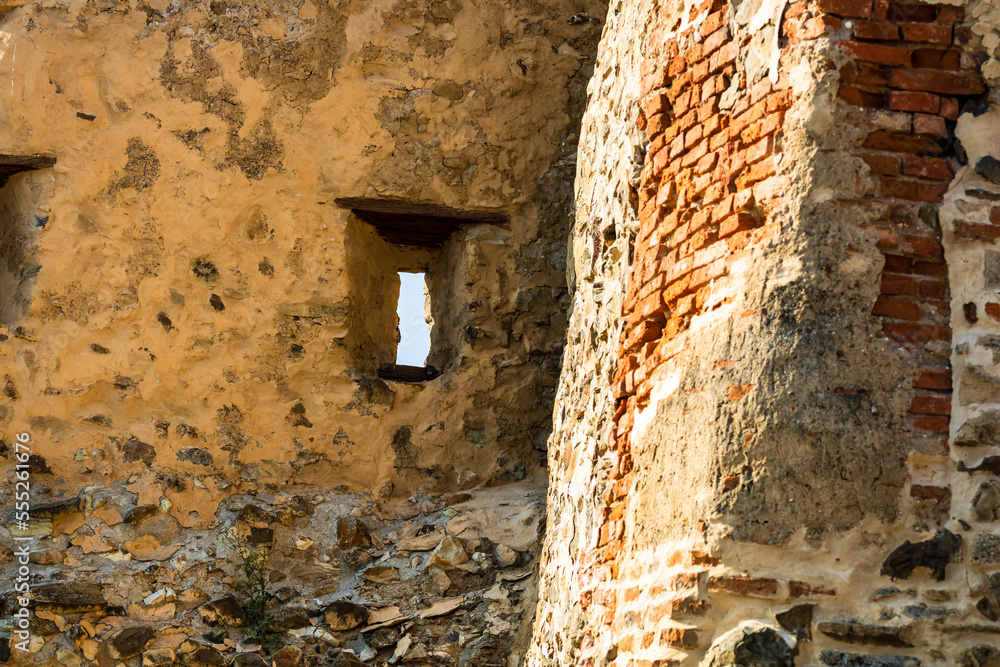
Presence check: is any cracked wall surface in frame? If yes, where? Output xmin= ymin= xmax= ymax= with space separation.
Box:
xmin=0 ymin=0 xmax=605 ymax=664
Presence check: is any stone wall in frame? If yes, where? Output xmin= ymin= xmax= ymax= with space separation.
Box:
xmin=0 ymin=0 xmax=604 ymax=665
xmin=531 ymin=0 xmax=1000 ymax=663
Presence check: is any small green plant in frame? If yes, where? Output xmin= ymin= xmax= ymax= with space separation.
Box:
xmin=221 ymin=528 xmax=274 ymax=642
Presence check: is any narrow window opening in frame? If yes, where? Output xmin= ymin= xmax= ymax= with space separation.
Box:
xmin=395 ymin=271 xmax=431 ymax=367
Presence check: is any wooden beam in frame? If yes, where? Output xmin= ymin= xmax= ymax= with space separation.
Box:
xmin=377 ymin=363 xmax=441 ymax=383
xmin=334 ymin=197 xmax=508 ymax=248
xmin=0 ymin=154 xmax=57 ymax=186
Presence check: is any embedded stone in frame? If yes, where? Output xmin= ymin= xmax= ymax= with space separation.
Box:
xmin=234 ymin=654 xmax=267 ymax=667
xmin=880 ymin=530 xmax=960 ymax=581
xmin=973 ymin=534 xmax=1000 ymax=563
xmin=329 ymin=652 xmax=366 ymax=667
xmin=974 ymin=481 xmax=1000 ymax=521
xmin=426 ymin=536 xmax=469 ymax=569
xmin=33 ymin=582 xmax=107 ymax=608
xmin=494 ymin=544 xmax=520 ymax=568
xmin=816 ymin=622 xmax=911 ymax=647
xmin=189 ymin=646 xmax=226 ymax=666
xmin=955 ymin=411 xmax=1000 ymax=446
xmin=700 ymin=622 xmax=794 ymax=667
xmin=272 ymin=646 xmax=303 ymax=667
xmin=361 ymin=566 xmax=400 ymax=583
xmin=959 ymin=646 xmax=1000 ymax=667
xmin=269 ymin=607 xmax=312 ymax=631
xmin=322 ymin=600 xmax=369 ymax=631
xmin=110 ymin=627 xmax=155 ymax=659
xmin=142 ymin=648 xmax=176 ymax=667
xmin=199 ymin=596 xmax=247 ymax=626
xmin=336 ymin=516 xmax=372 ymax=549
xmin=820 ymin=652 xmax=920 ymax=666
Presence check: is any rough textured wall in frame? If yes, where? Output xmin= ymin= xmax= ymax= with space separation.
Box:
xmin=528 ymin=0 xmax=650 ymax=662
xmin=0 ymin=0 xmax=604 ymax=665
xmin=532 ymin=0 xmax=1000 ymax=663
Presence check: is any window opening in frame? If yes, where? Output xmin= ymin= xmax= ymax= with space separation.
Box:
xmin=395 ymin=271 xmax=431 ymax=366
xmin=335 ymin=197 xmax=508 ymax=383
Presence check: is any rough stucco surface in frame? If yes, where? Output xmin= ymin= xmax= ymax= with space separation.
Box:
xmin=0 ymin=0 xmax=604 ymax=664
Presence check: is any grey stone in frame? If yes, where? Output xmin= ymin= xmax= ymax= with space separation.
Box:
xmin=974 ymin=481 xmax=1000 ymax=521
xmin=955 ymin=411 xmax=1000 ymax=446
xmin=960 ymin=367 xmax=1000 ymax=405
xmin=817 ymin=622 xmax=911 ymax=647
xmin=976 ymin=156 xmax=1000 ymax=185
xmin=775 ymin=604 xmax=813 ymax=640
xmin=973 ymin=534 xmax=1000 ymax=563
xmin=960 ymin=645 xmax=1000 ymax=667
xmin=820 ymin=652 xmax=920 ymax=667
xmin=176 ymin=447 xmax=213 ymax=466
xmin=699 ymin=621 xmax=794 ymax=667
xmin=122 ymin=438 xmax=156 ymax=466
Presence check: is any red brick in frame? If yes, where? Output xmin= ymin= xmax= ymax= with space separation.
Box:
xmin=853 ymin=19 xmax=899 ymax=39
xmin=900 ymin=22 xmax=951 ymax=44
xmin=707 ymin=576 xmax=779 ymax=598
xmin=659 ymin=627 xmax=699 ymax=649
xmin=887 ymin=68 xmax=985 ymax=95
xmin=836 ymin=40 xmax=911 ymax=66
xmin=955 ymin=221 xmax=1000 ymax=243
xmin=912 ymin=415 xmax=949 ymax=433
xmin=881 ymin=177 xmax=948 ymax=202
xmin=788 ymin=581 xmax=837 ymax=598
xmin=889 ymin=90 xmax=940 ymax=114
xmin=873 ymin=295 xmax=922 ymax=320
xmin=704 ymin=26 xmax=729 ymax=55
xmin=901 ymin=154 xmax=952 ymax=180
xmin=913 ymin=113 xmax=948 ymax=137
xmin=986 ymin=302 xmax=1000 ymax=322
xmin=644 ymin=91 xmax=673 ymax=118
xmin=939 ymin=96 xmax=959 ymax=120
xmin=917 ymin=278 xmax=948 ymax=299
xmin=913 ymin=369 xmax=951 ymax=390
xmin=912 ymin=47 xmax=960 ymax=70
xmin=903 ymin=234 xmax=944 ymax=259
xmin=699 ymin=9 xmax=727 ymax=37
xmin=910 ymin=393 xmax=950 ymax=415
xmin=881 ymin=273 xmax=918 ymax=295
xmin=860 ymin=152 xmax=900 ymax=176
xmin=838 ymin=86 xmax=887 ymax=108
xmin=885 ymin=3 xmax=937 ymax=22
xmin=882 ymin=322 xmax=950 ymax=343
xmin=935 ymin=5 xmax=965 ymax=22
xmin=817 ymin=0 xmax=873 ymax=17
xmin=863 ymin=130 xmax=941 ymax=155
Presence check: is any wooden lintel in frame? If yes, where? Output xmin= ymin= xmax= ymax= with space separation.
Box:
xmin=334 ymin=197 xmax=508 ymax=248
xmin=0 ymin=154 xmax=57 ymax=186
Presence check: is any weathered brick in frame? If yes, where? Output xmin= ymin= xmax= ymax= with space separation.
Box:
xmin=853 ymin=19 xmax=899 ymax=39
xmin=863 ymin=130 xmax=941 ymax=155
xmin=817 ymin=0 xmax=873 ymax=18
xmin=901 ymin=154 xmax=952 ymax=180
xmin=912 ymin=47 xmax=960 ymax=70
xmin=900 ymin=22 xmax=951 ymax=44
xmin=913 ymin=112 xmax=948 ymax=137
xmin=909 ymin=393 xmax=950 ymax=415
xmin=836 ymin=40 xmax=911 ymax=66
xmin=707 ymin=576 xmax=779 ymax=598
xmin=887 ymin=68 xmax=985 ymax=95
xmin=889 ymin=90 xmax=940 ymax=114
